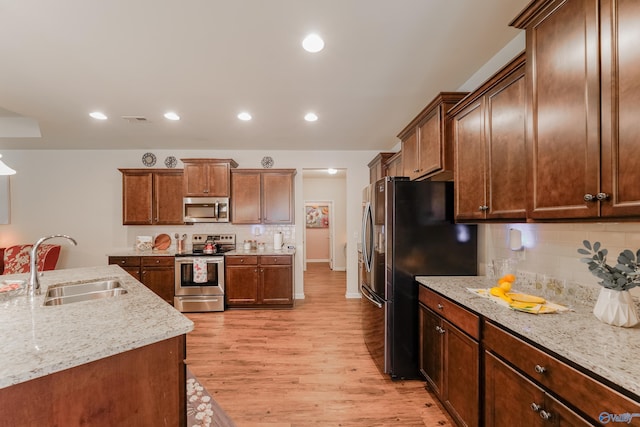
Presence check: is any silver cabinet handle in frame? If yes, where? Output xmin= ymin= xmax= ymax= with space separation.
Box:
xmin=437 ymin=303 xmax=444 ymax=310
xmin=584 ymin=193 xmax=596 ymax=202
xmin=530 ymin=403 xmax=542 ymax=412
xmin=539 ymin=410 xmax=552 ymax=421
xmin=413 ymin=169 xmax=420 ymax=173
xmin=596 ymin=192 xmax=610 ymax=201
xmin=435 ymin=326 xmax=445 ymax=334
xmin=534 ymin=364 xmax=546 ymax=374
xmin=479 ymin=205 xmax=489 ymax=211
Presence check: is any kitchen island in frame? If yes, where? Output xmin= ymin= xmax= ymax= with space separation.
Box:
xmin=416 ymin=275 xmax=640 ymax=425
xmin=0 ymin=265 xmax=193 ymax=426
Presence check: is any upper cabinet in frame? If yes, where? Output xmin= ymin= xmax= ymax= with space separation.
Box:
xmin=119 ymin=169 xmax=184 ymax=225
xmin=367 ymin=152 xmax=395 ymax=184
xmin=450 ymin=53 xmax=527 ymax=221
xmin=397 ymin=92 xmax=468 ymax=181
xmin=231 ymin=169 xmax=296 ymax=224
xmin=385 ymin=151 xmax=403 ymax=178
xmin=511 ymin=0 xmax=640 ymax=219
xmin=181 ymin=158 xmax=238 ymax=197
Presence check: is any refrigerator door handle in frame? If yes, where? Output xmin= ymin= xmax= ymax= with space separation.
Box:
xmin=362 ymin=201 xmax=374 ymax=273
xmin=361 ymin=284 xmax=383 ymax=309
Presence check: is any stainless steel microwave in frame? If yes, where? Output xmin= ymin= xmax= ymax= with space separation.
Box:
xmin=183 ymin=197 xmax=230 ymax=223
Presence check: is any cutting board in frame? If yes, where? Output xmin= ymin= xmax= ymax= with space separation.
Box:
xmin=154 ymin=234 xmax=171 ymax=250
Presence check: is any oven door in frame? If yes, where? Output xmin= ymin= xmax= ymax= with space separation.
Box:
xmin=174 ymin=256 xmax=224 ymax=296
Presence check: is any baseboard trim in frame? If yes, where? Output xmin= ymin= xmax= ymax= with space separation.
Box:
xmin=295 ymin=293 xmax=306 ymax=300
xmin=306 ymin=259 xmax=330 ymax=263
xmin=345 ymin=292 xmax=362 ymax=299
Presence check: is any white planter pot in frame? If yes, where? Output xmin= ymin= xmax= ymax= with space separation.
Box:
xmin=593 ymin=288 xmax=640 ymax=327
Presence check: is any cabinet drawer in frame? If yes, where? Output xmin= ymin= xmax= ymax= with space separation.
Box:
xmin=109 ymin=256 xmax=141 ymax=267
xmin=483 ymin=320 xmax=640 ymax=422
xmin=225 ymin=256 xmax=258 ymax=265
xmin=418 ymin=285 xmax=479 ymax=340
xmin=259 ymin=255 xmax=292 ymax=265
xmin=141 ymin=256 xmax=175 ymax=267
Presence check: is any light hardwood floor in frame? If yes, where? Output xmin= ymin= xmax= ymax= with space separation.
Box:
xmin=186 ymin=262 xmax=453 ymax=427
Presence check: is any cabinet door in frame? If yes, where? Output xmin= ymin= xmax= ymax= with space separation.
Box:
xmin=153 ymin=171 xmax=184 ymax=225
xmin=485 ymin=352 xmax=544 ymax=427
xmin=453 ymin=100 xmax=486 ymax=221
xmin=225 ymin=265 xmax=259 ymax=306
xmin=486 ymin=67 xmax=527 ymax=219
xmin=183 ymin=163 xmax=209 ymax=196
xmin=231 ymin=172 xmax=261 ymax=224
xmin=141 ymin=265 xmax=175 ymax=304
xmin=544 ymin=394 xmax=592 ymax=427
xmin=260 ymin=264 xmax=292 ymax=305
xmin=417 ymin=109 xmax=442 ymax=177
xmin=208 ymin=163 xmax=230 ymax=197
xmin=524 ymin=0 xmax=600 ymax=219
xmin=402 ymin=131 xmax=419 ymax=180
xmin=418 ymin=304 xmax=443 ymax=396
xmin=121 ymin=172 xmax=153 ymax=225
xmin=262 ymin=172 xmax=294 ymax=224
xmin=443 ymin=320 xmax=479 ymax=427
xmin=600 ymin=0 xmax=640 ymax=217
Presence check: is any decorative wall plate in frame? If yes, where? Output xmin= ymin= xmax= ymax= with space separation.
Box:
xmin=261 ymin=156 xmax=274 ymax=168
xmin=142 ymin=152 xmax=157 ymax=167
xmin=164 ymin=156 xmax=177 ymax=168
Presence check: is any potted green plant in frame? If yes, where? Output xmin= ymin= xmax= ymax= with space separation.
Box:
xmin=578 ymin=240 xmax=640 ymax=327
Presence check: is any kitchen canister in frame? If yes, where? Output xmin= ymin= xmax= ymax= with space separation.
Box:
xmin=273 ymin=232 xmax=283 ymax=249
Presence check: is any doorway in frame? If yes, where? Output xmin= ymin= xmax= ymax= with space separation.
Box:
xmin=304 ymin=201 xmax=334 ymax=270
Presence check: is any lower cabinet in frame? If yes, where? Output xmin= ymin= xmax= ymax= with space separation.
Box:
xmin=109 ymin=256 xmax=175 ymax=304
xmin=419 ymin=286 xmax=480 ymax=427
xmin=225 ymin=254 xmax=293 ymax=308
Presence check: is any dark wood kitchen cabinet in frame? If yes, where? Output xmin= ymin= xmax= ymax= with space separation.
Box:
xmin=398 ymin=92 xmax=467 ymax=181
xmin=385 ymin=151 xmax=403 ymax=177
xmin=181 ymin=158 xmax=238 ymax=197
xmin=451 ymin=53 xmax=527 ymax=221
xmin=119 ymin=169 xmax=184 ymax=225
xmin=109 ymin=256 xmax=175 ymax=304
xmin=418 ymin=286 xmax=480 ymax=427
xmin=483 ymin=320 xmax=640 ymax=424
xmin=231 ymin=169 xmax=296 ymax=224
xmin=512 ymin=0 xmax=640 ymax=219
xmin=225 ymin=254 xmax=293 ymax=308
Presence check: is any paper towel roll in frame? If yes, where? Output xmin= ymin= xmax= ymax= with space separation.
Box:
xmin=273 ymin=232 xmax=283 ymax=249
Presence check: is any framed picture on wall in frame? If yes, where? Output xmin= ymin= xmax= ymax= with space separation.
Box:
xmin=306 ymin=205 xmax=329 ymax=228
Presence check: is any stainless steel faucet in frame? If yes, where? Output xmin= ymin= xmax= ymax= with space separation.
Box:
xmin=28 ymin=234 xmax=78 ymax=296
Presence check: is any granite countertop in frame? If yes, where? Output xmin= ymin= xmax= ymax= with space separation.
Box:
xmin=0 ymin=265 xmax=194 ymax=389
xmin=415 ymin=276 xmax=640 ymax=398
xmin=107 ymin=249 xmax=178 ymax=257
xmin=225 ymin=247 xmax=296 ymax=256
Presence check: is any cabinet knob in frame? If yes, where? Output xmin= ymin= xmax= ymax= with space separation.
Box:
xmin=479 ymin=205 xmax=489 ymax=211
xmin=204 ymin=189 xmax=209 ymax=193
xmin=584 ymin=193 xmax=596 ymax=202
xmin=596 ymin=192 xmax=610 ymax=201
xmin=435 ymin=326 xmax=445 ymax=334
xmin=413 ymin=169 xmax=420 ymax=173
xmin=240 ymin=259 xmax=244 ymax=263
xmin=156 ymin=260 xmax=160 ymax=264
xmin=437 ymin=303 xmax=444 ymax=310
xmin=530 ymin=403 xmax=542 ymax=412
xmin=534 ymin=364 xmax=546 ymax=374
xmin=539 ymin=410 xmax=552 ymax=421
xmin=121 ymin=260 xmax=125 ymax=264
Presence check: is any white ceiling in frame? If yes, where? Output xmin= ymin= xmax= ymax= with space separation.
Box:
xmin=0 ymin=0 xmax=529 ymax=152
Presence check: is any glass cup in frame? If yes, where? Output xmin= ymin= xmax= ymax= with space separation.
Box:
xmin=492 ymin=258 xmax=517 ymax=281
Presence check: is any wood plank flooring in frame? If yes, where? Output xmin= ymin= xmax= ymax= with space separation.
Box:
xmin=185 ymin=262 xmax=454 ymax=427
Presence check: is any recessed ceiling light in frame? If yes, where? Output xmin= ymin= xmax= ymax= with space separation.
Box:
xmin=302 ymin=34 xmax=324 ymax=53
xmin=164 ymin=112 xmax=180 ymax=121
xmin=327 ymin=168 xmax=338 ymax=175
xmin=89 ymin=112 xmax=107 ymax=120
xmin=304 ymin=112 xmax=318 ymax=122
xmin=237 ymin=112 xmax=252 ymax=121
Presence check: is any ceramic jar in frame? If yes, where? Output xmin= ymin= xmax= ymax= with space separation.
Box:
xmin=593 ymin=288 xmax=640 ymax=327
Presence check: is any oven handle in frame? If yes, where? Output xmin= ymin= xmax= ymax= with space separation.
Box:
xmin=361 ymin=284 xmax=383 ymax=309
xmin=175 ymin=257 xmax=225 ymax=264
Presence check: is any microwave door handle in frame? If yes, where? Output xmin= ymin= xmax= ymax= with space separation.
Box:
xmin=215 ymin=202 xmax=219 ymax=220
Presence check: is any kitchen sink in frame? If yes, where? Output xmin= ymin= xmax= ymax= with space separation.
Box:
xmin=43 ymin=279 xmax=127 ymax=306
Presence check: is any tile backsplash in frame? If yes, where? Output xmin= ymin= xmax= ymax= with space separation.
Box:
xmin=482 ymin=222 xmax=640 ymax=298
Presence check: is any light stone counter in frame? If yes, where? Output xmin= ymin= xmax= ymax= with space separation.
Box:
xmin=0 ymin=265 xmax=193 ymax=389
xmin=107 ymin=248 xmax=178 ymax=257
xmin=415 ymin=275 xmax=640 ymax=399
xmin=225 ymin=247 xmax=296 ymax=256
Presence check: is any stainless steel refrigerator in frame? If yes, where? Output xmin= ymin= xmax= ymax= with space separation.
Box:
xmin=360 ymin=177 xmax=477 ymax=379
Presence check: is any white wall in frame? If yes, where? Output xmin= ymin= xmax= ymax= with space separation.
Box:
xmin=303 ymin=175 xmax=348 ymax=271
xmin=0 ymin=149 xmax=374 ymax=299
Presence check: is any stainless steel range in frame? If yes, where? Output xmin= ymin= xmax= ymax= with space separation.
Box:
xmin=174 ymin=233 xmax=235 ymax=312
